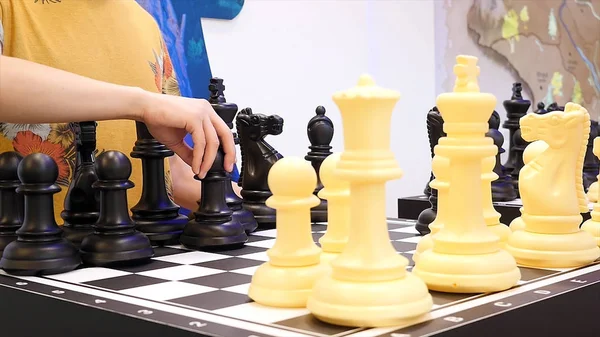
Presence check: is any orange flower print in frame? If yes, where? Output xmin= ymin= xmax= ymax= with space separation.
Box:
xmin=148 ymin=40 xmax=181 ymax=96
xmin=47 ymin=123 xmax=75 ymax=149
xmin=12 ymin=131 xmax=70 ymax=185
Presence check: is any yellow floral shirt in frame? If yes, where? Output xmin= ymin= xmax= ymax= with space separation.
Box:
xmin=0 ymin=0 xmax=178 ymax=223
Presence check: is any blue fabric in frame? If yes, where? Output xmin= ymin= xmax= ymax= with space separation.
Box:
xmin=137 ymin=0 xmax=243 ymax=214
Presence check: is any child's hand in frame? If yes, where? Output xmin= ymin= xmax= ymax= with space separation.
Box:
xmin=140 ymin=92 xmax=236 ymax=179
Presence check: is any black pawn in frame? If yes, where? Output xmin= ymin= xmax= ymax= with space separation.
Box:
xmin=0 ymin=152 xmax=24 ymax=258
xmin=80 ymin=151 xmax=154 ymax=266
xmin=416 ymin=107 xmax=444 ymax=235
xmin=208 ymin=77 xmax=257 ymax=233
xmin=0 ymin=153 xmax=81 ymax=275
xmin=547 ymin=102 xmax=565 ymax=112
xmin=180 ymin=144 xmax=248 ymax=250
xmin=305 ymin=105 xmax=333 ymax=223
xmin=488 ymin=111 xmax=517 ymax=201
xmin=502 ymin=82 xmax=531 ymax=196
xmin=534 ymin=102 xmax=548 ymax=114
xmin=583 ymin=120 xmax=599 ymax=192
xmin=130 ymin=122 xmax=187 ymax=245
xmin=61 ymin=122 xmax=100 ymax=247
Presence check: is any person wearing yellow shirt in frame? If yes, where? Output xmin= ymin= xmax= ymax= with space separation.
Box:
xmin=0 ymin=0 xmax=238 ymax=222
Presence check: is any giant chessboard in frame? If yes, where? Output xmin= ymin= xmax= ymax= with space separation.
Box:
xmin=1 ymin=218 xmax=599 ymax=337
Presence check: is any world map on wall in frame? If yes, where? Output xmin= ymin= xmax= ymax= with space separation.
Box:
xmin=458 ymin=0 xmax=599 ymax=114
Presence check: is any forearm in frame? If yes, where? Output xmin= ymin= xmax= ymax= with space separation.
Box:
xmin=0 ymin=55 xmax=147 ymax=123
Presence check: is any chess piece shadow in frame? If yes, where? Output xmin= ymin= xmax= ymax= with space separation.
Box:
xmin=0 ymin=152 xmax=24 ymax=258
xmin=236 ymin=108 xmax=284 ymax=229
xmin=80 ymin=151 xmax=154 ymax=267
xmin=0 ymin=153 xmax=81 ymax=275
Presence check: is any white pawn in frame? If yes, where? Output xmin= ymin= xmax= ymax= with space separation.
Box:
xmin=248 ymin=157 xmax=329 ymax=307
xmin=318 ymin=153 xmax=350 ymax=263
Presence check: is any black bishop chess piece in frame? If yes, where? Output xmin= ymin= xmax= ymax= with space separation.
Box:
xmin=416 ymin=106 xmax=444 ymax=235
xmin=305 ymin=105 xmax=333 ymax=223
xmin=0 ymin=153 xmax=81 ymax=275
xmin=502 ymin=82 xmax=531 ymax=197
xmin=0 ymin=152 xmax=24 ymax=258
xmin=80 ymin=151 xmax=154 ymax=266
xmin=207 ymin=77 xmax=257 ymax=234
xmin=61 ymin=122 xmax=100 ymax=247
xmin=129 ymin=122 xmax=187 ymax=245
xmin=488 ymin=111 xmax=517 ymax=201
xmin=236 ymin=108 xmax=284 ymax=229
xmin=583 ymin=120 xmax=599 ymax=191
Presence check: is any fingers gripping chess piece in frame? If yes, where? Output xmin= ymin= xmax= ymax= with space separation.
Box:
xmin=0 ymin=153 xmax=81 ymax=275
xmin=61 ymin=122 xmax=100 ymax=247
xmin=307 ymin=75 xmax=432 ymax=327
xmin=0 ymin=152 xmax=24 ymax=258
xmin=80 ymin=151 xmax=154 ymax=266
xmin=306 ymin=105 xmax=334 ymax=223
xmin=412 ymin=55 xmax=521 ymax=293
xmin=505 ymin=103 xmax=600 ymax=267
xmin=582 ymin=137 xmax=600 ymax=247
xmin=180 ymin=130 xmax=248 ymax=250
xmin=317 ymin=152 xmax=349 ymax=263
xmin=236 ymin=108 xmax=284 ymax=229
xmin=416 ymin=106 xmax=445 ymax=235
xmin=248 ymin=157 xmax=328 ymax=307
xmin=208 ymin=77 xmax=257 ymax=234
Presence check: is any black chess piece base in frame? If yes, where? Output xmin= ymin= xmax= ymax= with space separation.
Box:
xmin=135 ymin=215 xmax=188 ymax=245
xmin=415 ymin=208 xmax=436 ymax=235
xmin=492 ymin=178 xmax=518 ymax=202
xmin=80 ymin=232 xmax=154 ymax=267
xmin=0 ymin=233 xmax=17 ymax=259
xmin=0 ymin=239 xmax=81 ymax=276
xmin=232 ymin=208 xmax=258 ymax=233
xmin=241 ymin=190 xmax=276 ymax=229
xmin=311 ymin=199 xmax=328 ymax=223
xmin=61 ymin=212 xmax=98 ymax=248
xmin=180 ymin=218 xmax=247 ymax=250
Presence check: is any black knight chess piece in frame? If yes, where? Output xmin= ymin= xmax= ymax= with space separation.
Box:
xmin=130 ymin=122 xmax=187 ymax=245
xmin=236 ymin=108 xmax=284 ymax=229
xmin=61 ymin=122 xmax=100 ymax=247
xmin=488 ymin=111 xmax=517 ymax=201
xmin=583 ymin=120 xmax=599 ymax=192
xmin=0 ymin=152 xmax=24 ymax=258
xmin=416 ymin=106 xmax=444 ymax=235
xmin=0 ymin=153 xmax=81 ymax=275
xmin=305 ymin=105 xmax=333 ymax=223
xmin=207 ymin=77 xmax=257 ymax=233
xmin=502 ymin=82 xmax=531 ymax=196
xmin=80 ymin=151 xmax=154 ymax=266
